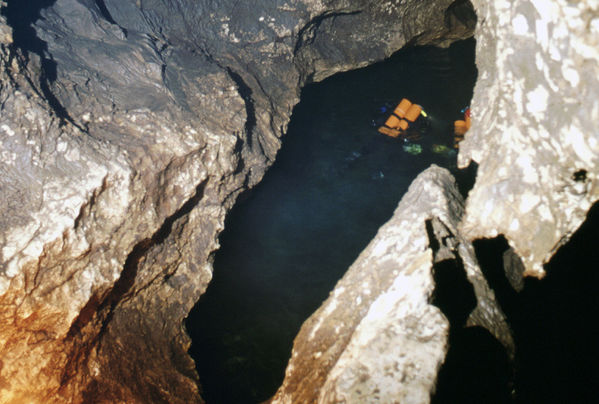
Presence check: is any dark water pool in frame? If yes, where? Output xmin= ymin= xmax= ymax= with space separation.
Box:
xmin=186 ymin=38 xmax=477 ymax=404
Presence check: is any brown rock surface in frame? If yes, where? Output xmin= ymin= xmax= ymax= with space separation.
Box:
xmin=0 ymin=1 xmax=472 ymax=402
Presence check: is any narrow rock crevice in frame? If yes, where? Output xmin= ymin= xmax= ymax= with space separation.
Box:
xmin=427 ymin=222 xmax=513 ymax=403
xmin=431 ymin=256 xmax=477 ymax=328
xmin=73 ymin=177 xmax=109 ymax=231
xmin=453 ymin=160 xmax=478 ymax=199
xmin=225 ymin=67 xmax=257 ymax=151
xmin=67 ymin=178 xmax=209 ymax=340
xmin=59 ymin=178 xmax=209 ymax=393
xmin=94 ymin=0 xmax=118 ymax=27
xmin=293 ymin=10 xmax=362 ymax=57
xmin=426 ymin=218 xmax=461 ymax=264
xmin=472 ymin=237 xmax=522 ymax=332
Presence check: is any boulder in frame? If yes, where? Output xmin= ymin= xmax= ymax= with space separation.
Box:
xmin=270 ymin=166 xmax=512 ymax=403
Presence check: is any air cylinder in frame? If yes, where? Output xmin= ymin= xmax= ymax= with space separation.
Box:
xmin=405 ymin=104 xmax=422 ymax=122
xmin=385 ymin=114 xmax=401 ymax=129
xmin=393 ymin=98 xmax=412 ymax=118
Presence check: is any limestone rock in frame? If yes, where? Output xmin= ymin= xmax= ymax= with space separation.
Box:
xmin=270 ymin=166 xmax=512 ymax=403
xmin=459 ymin=0 xmax=599 ymax=278
xmin=0 ymin=0 xmax=473 ymax=402
xmin=6 ymin=0 xmax=596 ymax=401
xmin=273 ymin=0 xmax=599 ymax=401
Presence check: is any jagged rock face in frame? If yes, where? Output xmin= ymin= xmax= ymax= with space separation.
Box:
xmin=270 ymin=166 xmax=512 ymax=404
xmin=5 ymin=0 xmax=596 ymax=402
xmin=459 ymin=0 xmax=599 ymax=278
xmin=273 ymin=1 xmax=599 ymax=402
xmin=0 ymin=0 xmax=473 ymax=402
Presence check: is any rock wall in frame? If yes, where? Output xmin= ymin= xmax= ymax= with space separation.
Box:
xmin=274 ymin=0 xmax=599 ymax=402
xmin=0 ymin=0 xmax=473 ymax=402
xmin=270 ymin=166 xmax=512 ymax=404
xmin=460 ymin=0 xmax=599 ymax=278
xmin=3 ymin=0 xmax=595 ymax=402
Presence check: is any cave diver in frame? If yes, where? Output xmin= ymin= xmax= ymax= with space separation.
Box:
xmin=375 ymin=99 xmax=471 ymax=155
xmin=377 ymin=98 xmax=429 ymax=141
xmin=375 ymin=98 xmax=430 ymax=155
xmin=453 ymin=106 xmax=471 ymax=148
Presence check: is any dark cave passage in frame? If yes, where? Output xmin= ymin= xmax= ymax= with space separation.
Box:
xmin=186 ymin=38 xmax=478 ymax=404
xmin=473 ymin=202 xmax=599 ymax=404
xmin=431 ymin=257 xmax=513 ymax=404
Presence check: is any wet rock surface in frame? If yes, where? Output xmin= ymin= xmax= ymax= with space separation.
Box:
xmin=0 ymin=0 xmax=469 ymax=402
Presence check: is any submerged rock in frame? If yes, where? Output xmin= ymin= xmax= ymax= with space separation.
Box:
xmin=403 ymin=143 xmax=423 ymax=155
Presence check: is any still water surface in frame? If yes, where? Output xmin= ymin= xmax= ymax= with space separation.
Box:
xmin=186 ymin=38 xmax=477 ymax=403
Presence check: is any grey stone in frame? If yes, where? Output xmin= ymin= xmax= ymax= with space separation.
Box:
xmin=0 ymin=0 xmax=472 ymax=402
xmin=4 ymin=0 xmax=596 ymax=401
xmin=459 ymin=0 xmax=599 ymax=278
xmin=503 ymin=247 xmax=525 ymax=292
xmin=270 ymin=166 xmax=512 ymax=403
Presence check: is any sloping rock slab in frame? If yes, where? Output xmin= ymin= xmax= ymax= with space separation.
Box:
xmin=271 ymin=165 xmax=512 ymax=403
